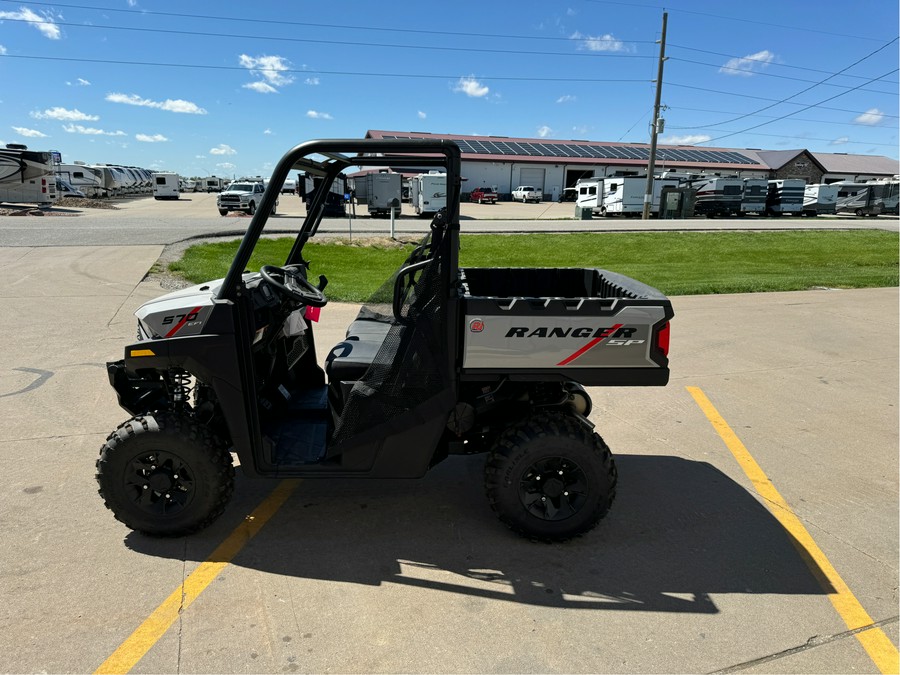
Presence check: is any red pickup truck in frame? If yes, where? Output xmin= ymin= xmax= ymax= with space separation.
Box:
xmin=470 ymin=186 xmax=498 ymax=204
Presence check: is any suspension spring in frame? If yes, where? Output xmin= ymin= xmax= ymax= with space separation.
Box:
xmin=168 ymin=368 xmax=192 ymax=408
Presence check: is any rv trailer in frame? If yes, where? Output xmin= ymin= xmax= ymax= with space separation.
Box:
xmin=600 ymin=176 xmax=680 ymax=217
xmin=0 ymin=144 xmax=58 ymax=207
xmin=57 ymin=163 xmax=103 ymax=198
xmin=575 ymin=177 xmax=603 ymax=214
xmin=766 ymin=179 xmax=805 ymax=216
xmin=356 ymin=170 xmax=402 ymax=217
xmin=833 ymin=182 xmax=884 ymax=217
xmin=152 ymin=172 xmax=180 ymax=200
xmin=740 ymin=178 xmax=768 ymax=215
xmin=410 ymin=171 xmax=447 ymax=215
xmin=802 ymin=183 xmax=839 ymax=217
xmin=685 ymin=176 xmax=743 ymax=217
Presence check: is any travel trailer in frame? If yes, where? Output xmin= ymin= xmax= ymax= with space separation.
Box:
xmin=599 ymin=176 xmax=680 ymax=217
xmin=354 ymin=170 xmax=402 ymax=217
xmin=740 ymin=178 xmax=768 ymax=215
xmin=56 ymin=163 xmax=103 ymax=198
xmin=683 ymin=176 xmax=743 ymax=217
xmin=410 ymin=171 xmax=447 ymax=215
xmin=152 ymin=172 xmax=180 ymax=200
xmin=802 ymin=183 xmax=839 ymax=216
xmin=766 ymin=179 xmax=806 ymax=216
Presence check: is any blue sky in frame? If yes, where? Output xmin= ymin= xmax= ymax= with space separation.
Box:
xmin=1 ymin=0 xmax=897 ymax=178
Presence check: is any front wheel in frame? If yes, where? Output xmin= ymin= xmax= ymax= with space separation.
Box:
xmin=218 ymin=209 xmax=228 ymax=216
xmin=485 ymin=413 xmax=616 ymax=541
xmin=96 ymin=413 xmax=235 ymax=536
xmin=248 ymin=201 xmax=256 ymax=215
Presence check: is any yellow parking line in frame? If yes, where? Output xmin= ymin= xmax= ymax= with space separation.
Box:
xmin=94 ymin=480 xmax=298 ymax=675
xmin=687 ymin=386 xmax=899 ymax=675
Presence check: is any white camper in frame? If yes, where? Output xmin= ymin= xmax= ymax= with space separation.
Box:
xmin=359 ymin=171 xmax=402 ymax=217
xmin=153 ymin=172 xmax=180 ymax=200
xmin=802 ymin=184 xmax=839 ymax=216
xmin=57 ymin=163 xmax=103 ymax=198
xmin=575 ymin=177 xmax=603 ymax=214
xmin=410 ymin=171 xmax=447 ymax=215
xmin=600 ymin=176 xmax=679 ymax=217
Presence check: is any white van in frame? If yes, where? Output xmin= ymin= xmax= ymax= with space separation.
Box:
xmin=152 ymin=172 xmax=180 ymax=200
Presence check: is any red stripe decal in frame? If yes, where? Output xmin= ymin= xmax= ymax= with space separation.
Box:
xmin=557 ymin=324 xmax=622 ymax=366
xmin=165 ymin=306 xmax=203 ymax=338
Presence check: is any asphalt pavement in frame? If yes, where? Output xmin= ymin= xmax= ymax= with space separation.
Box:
xmin=0 ymin=210 xmax=897 ymax=673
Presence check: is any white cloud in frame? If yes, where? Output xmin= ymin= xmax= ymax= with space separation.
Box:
xmin=239 ymin=54 xmax=294 ymax=92
xmin=830 ymin=136 xmax=849 ymax=146
xmin=136 ymin=133 xmax=168 ymax=142
xmin=76 ymin=77 xmax=90 ymax=86
xmin=306 ymin=110 xmax=333 ymax=120
xmin=0 ymin=45 xmax=7 ymax=55
xmin=13 ymin=126 xmax=48 ymax=138
xmin=570 ymin=32 xmax=632 ymax=53
xmin=556 ymin=95 xmax=576 ymax=104
xmin=62 ymin=124 xmax=126 ymax=136
xmin=417 ymin=111 xmax=427 ymax=120
xmin=537 ymin=125 xmax=553 ymax=138
xmin=216 ymin=162 xmax=236 ymax=171
xmin=0 ymin=8 xmax=61 ymax=40
xmin=31 ymin=107 xmax=98 ymax=121
xmin=210 ymin=144 xmax=237 ymax=155
xmin=661 ymin=134 xmax=711 ymax=145
xmin=243 ymin=81 xmax=278 ymax=94
xmin=453 ymin=76 xmax=489 ymax=98
xmin=854 ymin=108 xmax=884 ymax=126
xmin=304 ymin=77 xmax=320 ymax=86
xmin=719 ymin=50 xmax=775 ymax=76
xmin=105 ymin=92 xmax=207 ymax=114
xmin=263 ymin=128 xmax=272 ymax=135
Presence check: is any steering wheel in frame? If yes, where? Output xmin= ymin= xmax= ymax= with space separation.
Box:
xmin=259 ymin=265 xmax=328 ymax=307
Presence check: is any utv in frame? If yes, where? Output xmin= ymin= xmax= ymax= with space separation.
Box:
xmin=97 ymin=139 xmax=673 ymax=541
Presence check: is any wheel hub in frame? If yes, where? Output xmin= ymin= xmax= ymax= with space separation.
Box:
xmin=518 ymin=457 xmax=588 ymax=522
xmin=126 ymin=451 xmax=194 ymax=516
xmin=149 ymin=471 xmax=174 ymax=492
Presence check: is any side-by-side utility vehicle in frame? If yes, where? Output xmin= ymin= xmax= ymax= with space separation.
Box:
xmin=97 ymin=139 xmax=674 ymax=541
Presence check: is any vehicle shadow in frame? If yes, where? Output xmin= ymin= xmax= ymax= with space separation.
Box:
xmin=125 ymin=454 xmax=828 ymax=614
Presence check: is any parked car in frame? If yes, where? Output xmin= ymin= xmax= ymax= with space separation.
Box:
xmin=56 ymin=178 xmax=86 ymax=198
xmin=512 ymin=185 xmax=542 ymax=203
xmin=470 ymin=186 xmax=498 ymax=204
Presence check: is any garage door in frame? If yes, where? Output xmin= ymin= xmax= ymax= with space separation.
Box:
xmin=519 ymin=168 xmax=545 ymax=191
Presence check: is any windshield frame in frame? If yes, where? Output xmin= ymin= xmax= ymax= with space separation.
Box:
xmin=216 ymin=138 xmax=461 ymax=302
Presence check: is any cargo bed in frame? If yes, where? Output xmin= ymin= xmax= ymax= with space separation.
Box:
xmin=459 ymin=267 xmax=673 ymax=386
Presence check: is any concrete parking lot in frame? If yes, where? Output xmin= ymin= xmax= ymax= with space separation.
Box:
xmin=0 ymin=212 xmax=897 ymax=673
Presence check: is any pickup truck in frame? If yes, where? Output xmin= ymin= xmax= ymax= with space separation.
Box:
xmin=470 ymin=186 xmax=498 ymax=204
xmin=512 ymin=185 xmax=542 ymax=203
xmin=217 ymin=181 xmax=277 ymax=216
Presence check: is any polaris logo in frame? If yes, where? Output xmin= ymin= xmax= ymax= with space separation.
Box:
xmin=505 ymin=326 xmax=637 ymax=339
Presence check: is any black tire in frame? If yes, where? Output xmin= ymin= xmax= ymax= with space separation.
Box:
xmin=96 ymin=413 xmax=235 ymax=536
xmin=218 ymin=209 xmax=228 ymax=216
xmin=855 ymin=208 xmax=865 ymax=217
xmin=485 ymin=413 xmax=617 ymax=542
xmin=248 ymin=201 xmax=256 ymax=215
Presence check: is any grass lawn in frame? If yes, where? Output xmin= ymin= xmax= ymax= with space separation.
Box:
xmin=169 ymin=230 xmax=899 ymax=301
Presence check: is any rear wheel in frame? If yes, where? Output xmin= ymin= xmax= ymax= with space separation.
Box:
xmin=485 ymin=413 xmax=616 ymax=541
xmin=96 ymin=412 xmax=235 ymax=536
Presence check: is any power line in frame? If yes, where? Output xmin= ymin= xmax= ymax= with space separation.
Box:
xmin=0 ymin=15 xmax=654 ymax=60
xmin=697 ymin=67 xmax=900 ymax=145
xmin=582 ymin=0 xmax=889 ymax=42
xmin=669 ymin=37 xmax=899 ymax=130
xmin=0 ymin=53 xmax=649 ymax=84
xmin=0 ymin=0 xmax=657 ymax=45
xmin=669 ymin=106 xmax=899 ymax=129
xmin=666 ymin=83 xmax=899 ymax=119
xmin=668 ymin=56 xmax=897 ymax=96
xmin=668 ymin=43 xmax=900 ymax=85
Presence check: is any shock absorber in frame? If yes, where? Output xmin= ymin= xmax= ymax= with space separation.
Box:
xmin=167 ymin=368 xmax=191 ymax=409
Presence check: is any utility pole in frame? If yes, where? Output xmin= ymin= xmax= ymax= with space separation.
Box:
xmin=642 ymin=11 xmax=668 ymax=220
